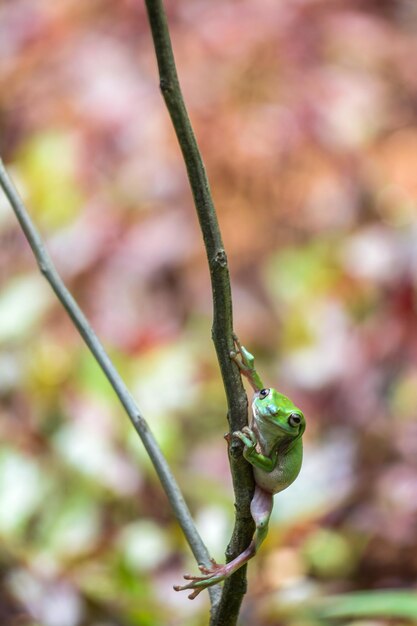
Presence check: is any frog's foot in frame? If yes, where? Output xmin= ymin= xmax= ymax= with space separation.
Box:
xmin=174 ymin=559 xmax=229 ymax=599
xmin=230 ymin=334 xmax=264 ymax=391
xmin=230 ymin=334 xmax=253 ymax=371
xmin=233 ymin=427 xmax=257 ymax=449
xmin=175 ymin=487 xmax=274 ymax=601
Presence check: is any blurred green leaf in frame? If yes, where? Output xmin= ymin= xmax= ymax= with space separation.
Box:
xmin=265 ymin=241 xmax=339 ymax=306
xmin=389 ymin=369 xmax=417 ymax=421
xmin=16 ymin=130 xmax=84 ymax=229
xmin=42 ymin=493 xmax=101 ymax=558
xmin=303 ymin=529 xmax=355 ymax=578
xmin=0 ymin=449 xmax=49 ymax=537
xmin=117 ymin=520 xmax=171 ymax=572
xmin=0 ymin=275 xmax=52 ymax=343
xmin=316 ymin=590 xmax=417 ymax=620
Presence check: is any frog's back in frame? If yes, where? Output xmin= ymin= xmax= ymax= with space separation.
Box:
xmin=254 ymin=440 xmax=303 ymax=495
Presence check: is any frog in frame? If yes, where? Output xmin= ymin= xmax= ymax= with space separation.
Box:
xmin=174 ymin=334 xmax=305 ymax=599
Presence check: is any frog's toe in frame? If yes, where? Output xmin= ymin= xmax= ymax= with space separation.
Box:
xmin=198 ymin=558 xmax=223 ymax=575
xmin=242 ymin=426 xmax=256 ymax=440
xmin=173 ymin=579 xmax=206 ymax=599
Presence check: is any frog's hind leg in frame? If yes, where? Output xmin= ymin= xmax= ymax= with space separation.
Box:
xmin=249 ymin=484 xmax=273 ymax=553
xmin=174 ymin=486 xmax=273 ymax=598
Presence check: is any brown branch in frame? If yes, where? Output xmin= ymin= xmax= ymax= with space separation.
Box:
xmin=144 ymin=2 xmax=255 ymax=624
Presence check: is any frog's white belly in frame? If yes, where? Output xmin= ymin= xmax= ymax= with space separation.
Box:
xmin=254 ymin=449 xmax=302 ymax=495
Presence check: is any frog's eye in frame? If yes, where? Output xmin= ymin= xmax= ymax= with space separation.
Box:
xmin=288 ymin=413 xmax=302 ymax=427
xmin=259 ymin=388 xmax=270 ymax=399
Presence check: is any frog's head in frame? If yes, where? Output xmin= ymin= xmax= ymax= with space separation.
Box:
xmin=253 ymin=387 xmax=305 ymax=439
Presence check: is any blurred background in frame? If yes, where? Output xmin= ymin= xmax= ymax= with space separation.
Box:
xmin=1 ymin=0 xmax=417 ymax=625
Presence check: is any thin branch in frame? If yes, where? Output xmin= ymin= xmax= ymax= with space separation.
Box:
xmin=0 ymin=158 xmax=220 ymax=606
xmin=144 ymin=2 xmax=255 ymax=624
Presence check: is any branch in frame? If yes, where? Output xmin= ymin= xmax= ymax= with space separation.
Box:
xmin=144 ymin=2 xmax=255 ymax=624
xmin=0 ymin=158 xmax=220 ymax=606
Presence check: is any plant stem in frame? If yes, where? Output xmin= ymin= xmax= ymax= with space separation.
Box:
xmin=0 ymin=158 xmax=219 ymax=606
xmin=144 ymin=2 xmax=255 ymax=624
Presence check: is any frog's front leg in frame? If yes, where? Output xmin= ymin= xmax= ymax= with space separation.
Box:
xmin=174 ymin=485 xmax=273 ymax=599
xmin=234 ymin=427 xmax=276 ymax=472
xmin=230 ymin=334 xmax=265 ymax=391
